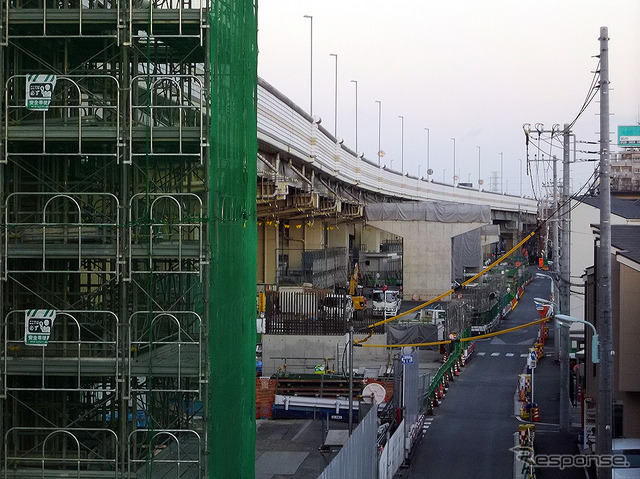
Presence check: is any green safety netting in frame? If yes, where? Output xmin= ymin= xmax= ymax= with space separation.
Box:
xmin=209 ymin=1 xmax=258 ymax=477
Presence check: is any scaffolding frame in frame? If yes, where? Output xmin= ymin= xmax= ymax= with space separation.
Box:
xmin=0 ymin=0 xmax=211 ymax=476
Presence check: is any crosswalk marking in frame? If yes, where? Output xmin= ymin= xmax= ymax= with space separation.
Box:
xmin=474 ymin=352 xmax=531 ymax=358
xmin=422 ymin=417 xmax=435 ymax=434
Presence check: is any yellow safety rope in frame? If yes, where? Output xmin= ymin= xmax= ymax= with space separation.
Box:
xmin=356 ymin=316 xmax=549 ymax=348
xmin=354 ymin=229 xmax=537 ymax=344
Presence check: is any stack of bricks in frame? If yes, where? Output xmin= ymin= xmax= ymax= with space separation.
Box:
xmin=255 ymin=378 xmax=277 ymax=419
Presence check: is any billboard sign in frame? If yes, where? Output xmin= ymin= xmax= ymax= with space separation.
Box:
xmin=618 ymin=125 xmax=640 ymax=148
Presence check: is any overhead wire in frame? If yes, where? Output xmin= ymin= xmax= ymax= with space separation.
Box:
xmin=353 ymin=161 xmax=602 ymax=349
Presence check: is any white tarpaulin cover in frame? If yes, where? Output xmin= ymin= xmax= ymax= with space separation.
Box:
xmin=365 ymin=202 xmax=491 ymax=223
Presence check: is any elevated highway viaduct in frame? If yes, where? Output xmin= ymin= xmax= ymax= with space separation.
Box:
xmin=256 ymin=78 xmax=538 ymax=299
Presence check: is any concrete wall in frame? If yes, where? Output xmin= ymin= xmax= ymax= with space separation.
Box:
xmin=305 ymin=221 xmax=325 ymax=249
xmin=361 ymin=225 xmax=382 ymax=252
xmin=326 ymin=220 xmax=348 ymax=248
xmin=261 ymin=333 xmax=393 ymax=377
xmin=258 ymin=222 xmax=278 ymax=284
xmin=367 ymin=220 xmax=487 ymax=299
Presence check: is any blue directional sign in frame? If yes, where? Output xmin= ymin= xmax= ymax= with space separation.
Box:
xmin=528 ymin=349 xmax=537 ymax=369
xmin=401 ymin=354 xmax=414 ymax=364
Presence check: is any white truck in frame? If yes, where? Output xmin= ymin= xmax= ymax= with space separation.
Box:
xmin=371 ymin=288 xmax=401 ymax=317
xmin=319 ymin=294 xmax=355 ymax=320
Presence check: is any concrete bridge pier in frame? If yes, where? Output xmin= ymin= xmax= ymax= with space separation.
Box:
xmin=364 ymin=202 xmax=496 ymax=300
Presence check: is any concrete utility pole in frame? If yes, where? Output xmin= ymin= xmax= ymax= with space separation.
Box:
xmin=596 ymin=26 xmax=613 ymax=479
xmin=552 ymin=154 xmax=560 ymax=364
xmin=559 ymin=124 xmax=571 ymax=432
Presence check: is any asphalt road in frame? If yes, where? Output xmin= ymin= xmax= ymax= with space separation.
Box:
xmin=400 ymin=276 xmax=550 ymax=478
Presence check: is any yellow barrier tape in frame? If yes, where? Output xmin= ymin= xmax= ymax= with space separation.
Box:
xmin=354 ymin=230 xmax=537 ymax=344
xmin=356 ymin=316 xmax=549 ymax=348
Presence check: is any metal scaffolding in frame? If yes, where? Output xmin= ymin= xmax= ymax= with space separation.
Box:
xmin=0 ymin=0 xmax=221 ymax=476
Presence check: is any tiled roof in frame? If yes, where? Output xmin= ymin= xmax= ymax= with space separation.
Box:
xmin=611 ymin=225 xmax=640 ymax=265
xmin=577 ymin=195 xmax=640 ymax=219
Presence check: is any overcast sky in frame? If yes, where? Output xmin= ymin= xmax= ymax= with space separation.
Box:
xmin=257 ymin=0 xmax=640 ymax=198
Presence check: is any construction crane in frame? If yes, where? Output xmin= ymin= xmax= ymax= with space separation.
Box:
xmin=349 ymin=264 xmax=366 ymax=311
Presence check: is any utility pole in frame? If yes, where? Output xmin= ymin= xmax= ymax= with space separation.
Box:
xmin=559 ymin=124 xmax=571 ymax=432
xmin=596 ymin=26 xmax=613 ymax=479
xmin=552 ymin=155 xmax=560 ymax=362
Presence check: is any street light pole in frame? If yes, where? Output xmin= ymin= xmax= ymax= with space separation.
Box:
xmin=451 ymin=138 xmax=456 ymax=184
xmin=519 ymin=159 xmax=523 ymax=197
xmin=330 ymin=53 xmax=338 ymax=137
xmin=303 ymin=15 xmax=313 ymax=116
xmin=351 ymin=80 xmax=358 ymax=153
xmin=425 ymin=128 xmax=430 ymax=179
xmin=555 ymin=314 xmax=599 ymax=364
xmin=477 ymin=146 xmax=481 ymax=190
xmin=399 ymin=115 xmax=404 ymax=174
xmin=375 ymin=100 xmax=382 ymax=168
xmin=500 ymin=152 xmax=504 ymax=194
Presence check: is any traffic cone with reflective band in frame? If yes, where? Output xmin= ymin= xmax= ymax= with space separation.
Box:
xmin=454 ymin=361 xmax=459 ymax=376
xmin=535 ymin=342 xmax=543 ymax=359
xmin=530 ymin=405 xmax=540 ymax=422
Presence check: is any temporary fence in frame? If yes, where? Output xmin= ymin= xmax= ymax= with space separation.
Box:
xmin=378 ymin=419 xmax=406 ymax=479
xmin=316 ymin=405 xmax=378 ymax=479
xmin=426 ymin=326 xmax=472 ymax=413
xmin=265 ymin=289 xmax=382 ymax=335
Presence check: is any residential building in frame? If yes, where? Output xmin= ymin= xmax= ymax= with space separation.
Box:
xmin=584 ymin=224 xmax=640 ymax=437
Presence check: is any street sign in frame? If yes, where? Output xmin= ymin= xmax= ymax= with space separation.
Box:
xmin=24 ymin=309 xmax=56 ymax=346
xmin=401 ymin=354 xmax=414 ymax=364
xmin=527 ymin=349 xmax=537 ymax=369
xmin=26 ymin=74 xmax=56 ymax=111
